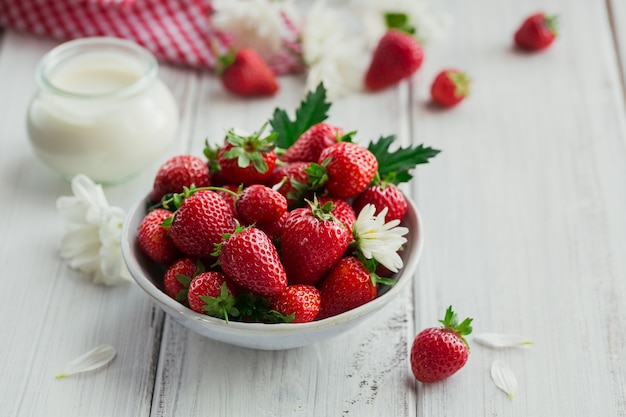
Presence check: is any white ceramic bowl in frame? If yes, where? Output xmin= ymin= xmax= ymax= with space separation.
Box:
xmin=121 ymin=194 xmax=424 ymax=350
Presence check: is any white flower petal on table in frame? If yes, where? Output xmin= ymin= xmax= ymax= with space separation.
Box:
xmin=55 ymin=344 xmax=116 ymax=379
xmin=474 ymin=333 xmax=534 ymax=349
xmin=491 ymin=359 xmax=518 ymax=399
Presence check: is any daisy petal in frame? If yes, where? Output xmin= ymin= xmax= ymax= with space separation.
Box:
xmin=490 ymin=359 xmax=518 ymax=399
xmin=55 ymin=344 xmax=116 ymax=379
xmin=474 ymin=333 xmax=534 ymax=349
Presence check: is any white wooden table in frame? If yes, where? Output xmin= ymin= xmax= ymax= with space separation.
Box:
xmin=1 ymin=0 xmax=626 ymax=416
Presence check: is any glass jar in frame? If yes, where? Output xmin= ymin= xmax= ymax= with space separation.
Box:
xmin=27 ymin=37 xmax=179 ymax=184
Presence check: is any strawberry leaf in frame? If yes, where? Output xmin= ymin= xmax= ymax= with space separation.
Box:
xmin=367 ymin=135 xmax=441 ymax=184
xmin=271 ymin=83 xmax=331 ymax=150
xmin=384 ymin=13 xmax=416 ymax=35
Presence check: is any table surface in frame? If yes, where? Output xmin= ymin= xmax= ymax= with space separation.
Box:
xmin=2 ymin=1 xmax=626 ymax=416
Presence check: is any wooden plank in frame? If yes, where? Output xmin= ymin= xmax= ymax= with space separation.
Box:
xmin=609 ymin=0 xmax=626 ymax=99
xmin=0 ymin=31 xmax=192 ymax=417
xmin=411 ymin=0 xmax=626 ymax=415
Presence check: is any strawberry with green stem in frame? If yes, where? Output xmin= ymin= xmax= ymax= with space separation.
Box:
xmin=216 ymin=47 xmax=279 ymax=97
xmin=187 ymin=272 xmax=239 ymax=321
xmin=316 ymin=256 xmax=379 ymax=319
xmin=354 ymin=135 xmax=441 ymax=222
xmin=410 ymin=306 xmax=473 ymax=382
xmin=167 ymin=190 xmax=236 ymax=259
xmin=514 ymin=12 xmax=558 ymax=51
xmin=137 ymin=208 xmax=180 ymax=264
xmin=217 ymin=122 xmax=278 ymax=185
xmin=270 ymin=284 xmax=321 ymax=323
xmin=430 ymin=69 xmax=471 ymax=108
xmin=163 ymin=257 xmax=205 ymax=303
xmin=214 ymin=223 xmax=287 ymax=297
xmin=152 ymin=155 xmax=211 ymax=202
xmin=280 ymin=197 xmax=352 ymax=286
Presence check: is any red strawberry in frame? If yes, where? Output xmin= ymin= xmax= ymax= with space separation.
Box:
xmin=137 ymin=209 xmax=180 ymax=264
xmin=430 ymin=69 xmax=471 ymax=108
xmin=364 ymin=29 xmax=424 ymax=91
xmin=187 ymin=271 xmax=239 ymax=320
xmin=169 ymin=190 xmax=236 ymax=258
xmin=218 ymin=124 xmax=277 ymax=185
xmin=217 ymin=48 xmax=278 ymax=97
xmin=352 ymin=184 xmax=407 ymax=223
xmin=217 ymin=226 xmax=287 ymax=297
xmin=236 ymin=184 xmax=287 ymax=226
xmin=152 ymin=155 xmax=210 ymax=202
xmin=280 ymin=199 xmax=352 ymax=286
xmin=514 ymin=12 xmax=558 ymax=51
xmin=316 ymin=256 xmax=377 ymax=319
xmin=270 ymin=284 xmax=321 ymax=323
xmin=214 ymin=184 xmax=240 ymax=217
xmin=265 ymin=161 xmax=310 ymax=207
xmin=410 ymin=306 xmax=473 ymax=382
xmin=257 ymin=211 xmax=289 ymax=241
xmin=280 ymin=123 xmax=344 ymax=163
xmin=163 ymin=257 xmax=204 ymax=302
xmin=318 ymin=196 xmax=356 ymax=234
xmin=317 ymin=142 xmax=378 ymax=199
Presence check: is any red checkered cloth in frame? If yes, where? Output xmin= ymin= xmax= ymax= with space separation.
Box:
xmin=0 ymin=0 xmax=302 ymax=74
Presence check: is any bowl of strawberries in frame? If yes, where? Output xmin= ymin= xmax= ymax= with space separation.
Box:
xmin=121 ymin=85 xmax=439 ymax=350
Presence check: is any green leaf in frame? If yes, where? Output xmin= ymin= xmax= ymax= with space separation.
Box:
xmin=270 ymin=83 xmax=332 ymax=150
xmin=384 ymin=12 xmax=416 ymax=35
xmin=367 ymin=135 xmax=441 ymax=185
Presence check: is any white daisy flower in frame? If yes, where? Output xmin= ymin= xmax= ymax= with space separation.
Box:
xmin=56 ymin=174 xmax=131 ymax=286
xmin=353 ymin=204 xmax=408 ymax=273
xmin=211 ymin=0 xmax=302 ymax=73
xmin=349 ymin=0 xmax=453 ymax=46
xmin=302 ymin=1 xmax=370 ymax=99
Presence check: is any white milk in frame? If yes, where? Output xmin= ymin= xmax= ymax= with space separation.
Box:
xmin=27 ymin=38 xmax=179 ymax=184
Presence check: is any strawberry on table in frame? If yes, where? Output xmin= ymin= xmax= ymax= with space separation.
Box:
xmin=280 ymin=198 xmax=352 ymax=286
xmin=270 ymin=284 xmax=321 ymax=323
xmin=216 ymin=225 xmax=287 ymax=297
xmin=187 ymin=271 xmax=239 ymax=321
xmin=318 ymin=196 xmax=357 ymax=234
xmin=217 ymin=123 xmax=278 ymax=185
xmin=168 ymin=190 xmax=236 ymax=259
xmin=217 ymin=47 xmax=279 ymax=97
xmin=430 ymin=69 xmax=471 ymax=108
xmin=152 ymin=155 xmax=211 ymax=202
xmin=410 ymin=306 xmax=473 ymax=382
xmin=514 ymin=12 xmax=558 ymax=51
xmin=316 ymin=256 xmax=378 ymax=320
xmin=364 ymin=29 xmax=424 ymax=91
xmin=137 ymin=208 xmax=180 ymax=264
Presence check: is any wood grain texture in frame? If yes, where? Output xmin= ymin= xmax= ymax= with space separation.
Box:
xmin=1 ymin=0 xmax=626 ymax=415
xmin=411 ymin=0 xmax=626 ymax=415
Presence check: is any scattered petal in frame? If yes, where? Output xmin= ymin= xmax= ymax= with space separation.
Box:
xmin=491 ymin=359 xmax=518 ymax=399
xmin=55 ymin=344 xmax=116 ymax=379
xmin=474 ymin=333 xmax=534 ymax=349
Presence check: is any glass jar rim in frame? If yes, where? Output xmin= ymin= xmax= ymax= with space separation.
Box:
xmin=36 ymin=37 xmax=158 ymax=100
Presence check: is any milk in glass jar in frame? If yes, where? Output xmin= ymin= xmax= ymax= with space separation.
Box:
xmin=27 ymin=37 xmax=179 ymax=184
